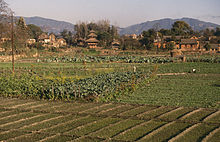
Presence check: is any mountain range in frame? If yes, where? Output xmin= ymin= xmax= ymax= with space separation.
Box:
xmin=23 ymin=16 xmax=75 ymax=34
xmin=120 ymin=18 xmax=220 ymax=35
xmin=22 ymin=16 xmax=220 ymax=35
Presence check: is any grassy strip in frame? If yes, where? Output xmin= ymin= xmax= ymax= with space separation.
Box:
xmin=204 ymin=111 xmax=220 ymax=124
xmin=114 ymin=120 xmax=166 ymax=141
xmin=65 ymin=117 xmax=121 ymax=136
xmin=0 ymin=110 xmax=18 ymax=118
xmin=98 ymin=105 xmax=135 ymax=116
xmin=11 ymin=102 xmax=40 ymax=109
xmin=8 ymin=132 xmax=53 ymax=142
xmin=14 ymin=101 xmax=51 ymax=110
xmin=137 ymin=106 xmax=176 ymax=119
xmin=0 ymin=112 xmax=36 ymax=125
xmin=0 ymin=99 xmax=33 ymax=108
xmin=0 ymin=98 xmax=23 ymax=106
xmin=119 ymin=105 xmax=157 ymax=117
xmin=80 ymin=103 xmax=118 ymax=114
xmin=139 ymin=122 xmax=191 ymax=142
xmin=1 ymin=113 xmax=54 ymax=130
xmin=0 ymin=130 xmax=27 ymax=141
xmin=39 ymin=134 xmax=74 ymax=142
xmin=174 ymin=123 xmax=218 ymax=142
xmin=40 ymin=102 xmax=83 ymax=112
xmin=159 ymin=107 xmax=195 ymax=121
xmin=73 ymin=136 xmax=104 ymax=142
xmin=23 ymin=102 xmax=63 ymax=112
xmin=50 ymin=103 xmax=102 ymax=114
xmin=90 ymin=119 xmax=144 ymax=138
xmin=44 ymin=116 xmax=98 ymax=133
xmin=19 ymin=114 xmax=64 ymax=131
xmin=181 ymin=109 xmax=216 ymax=122
xmin=203 ymin=127 xmax=220 ymax=142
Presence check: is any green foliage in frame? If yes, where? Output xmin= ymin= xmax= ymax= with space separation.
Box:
xmin=41 ymin=55 xmax=220 ymax=64
xmin=171 ymin=21 xmax=193 ymax=36
xmin=60 ymin=29 xmax=73 ymax=46
xmin=140 ymin=29 xmax=157 ymax=50
xmin=204 ymin=43 xmax=212 ymax=51
xmin=122 ymin=37 xmax=141 ymax=50
xmin=75 ymin=20 xmax=119 ymax=47
xmin=27 ymin=24 xmax=43 ymax=39
xmin=0 ymin=70 xmax=151 ymax=101
xmin=42 ymin=56 xmax=175 ymax=64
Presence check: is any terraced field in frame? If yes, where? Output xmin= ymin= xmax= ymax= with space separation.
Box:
xmin=0 ymin=97 xmax=219 ymax=142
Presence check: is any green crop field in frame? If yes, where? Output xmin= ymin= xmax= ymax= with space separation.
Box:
xmin=0 ymin=55 xmax=220 ymax=141
xmin=0 ymin=97 xmax=219 ymax=142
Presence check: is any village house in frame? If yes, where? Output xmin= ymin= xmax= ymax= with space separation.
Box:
xmin=26 ymin=39 xmax=36 ymax=45
xmin=124 ymin=34 xmax=138 ymax=39
xmin=179 ymin=37 xmax=200 ymax=51
xmin=209 ymin=44 xmax=220 ymax=53
xmin=38 ymin=33 xmax=50 ymax=45
xmin=57 ymin=38 xmax=67 ymax=47
xmin=86 ymin=30 xmax=99 ymax=48
xmin=77 ymin=38 xmax=85 ymax=47
xmin=0 ymin=38 xmax=11 ymax=43
xmin=0 ymin=38 xmax=11 ymax=52
xmin=37 ymin=33 xmax=67 ymax=48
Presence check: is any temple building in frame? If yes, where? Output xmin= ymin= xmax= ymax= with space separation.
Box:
xmin=111 ymin=39 xmax=120 ymax=50
xmin=86 ymin=30 xmax=99 ymax=48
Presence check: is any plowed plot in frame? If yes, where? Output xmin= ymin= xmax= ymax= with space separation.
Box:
xmin=173 ymin=123 xmax=218 ymax=142
xmin=114 ymin=120 xmax=166 ymax=141
xmin=0 ymin=97 xmax=219 ymax=142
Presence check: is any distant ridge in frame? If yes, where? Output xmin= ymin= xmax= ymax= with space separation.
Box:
xmin=120 ymin=18 xmax=220 ymax=35
xmin=22 ymin=16 xmax=75 ymax=34
xmin=19 ymin=16 xmax=220 ymax=35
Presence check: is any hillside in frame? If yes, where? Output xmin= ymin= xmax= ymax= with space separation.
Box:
xmin=120 ymin=18 xmax=220 ymax=35
xmin=22 ymin=16 xmax=75 ymax=34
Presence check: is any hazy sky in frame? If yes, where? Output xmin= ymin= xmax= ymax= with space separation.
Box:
xmin=5 ymin=0 xmax=220 ymax=27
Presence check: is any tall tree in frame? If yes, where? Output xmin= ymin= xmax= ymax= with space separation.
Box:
xmin=139 ymin=29 xmax=157 ymax=50
xmin=60 ymin=29 xmax=73 ymax=45
xmin=171 ymin=21 xmax=193 ymax=36
xmin=0 ymin=0 xmax=11 ymax=39
xmin=203 ymin=28 xmax=215 ymax=40
xmin=0 ymin=0 xmax=10 ymax=21
xmin=27 ymin=24 xmax=43 ymax=39
xmin=14 ymin=17 xmax=30 ymax=53
xmin=214 ymin=27 xmax=220 ymax=37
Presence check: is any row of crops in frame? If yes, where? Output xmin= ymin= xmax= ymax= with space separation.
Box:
xmin=0 ymin=70 xmax=152 ymax=101
xmin=40 ymin=55 xmax=220 ymax=63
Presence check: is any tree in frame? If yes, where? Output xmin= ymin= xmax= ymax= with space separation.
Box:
xmin=74 ymin=22 xmax=88 ymax=39
xmin=27 ymin=24 xmax=43 ymax=39
xmin=159 ymin=29 xmax=172 ymax=36
xmin=139 ymin=29 xmax=157 ymax=50
xmin=204 ymin=43 xmax=211 ymax=51
xmin=60 ymin=29 xmax=73 ymax=46
xmin=0 ymin=0 xmax=11 ymax=39
xmin=166 ymin=42 xmax=175 ymax=51
xmin=74 ymin=20 xmax=118 ymax=47
xmin=121 ymin=37 xmax=141 ymax=50
xmin=0 ymin=0 xmax=11 ymax=21
xmin=214 ymin=27 xmax=220 ymax=37
xmin=14 ymin=17 xmax=30 ymax=53
xmin=202 ymin=28 xmax=215 ymax=40
xmin=97 ymin=31 xmax=111 ymax=47
xmin=171 ymin=21 xmax=193 ymax=36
